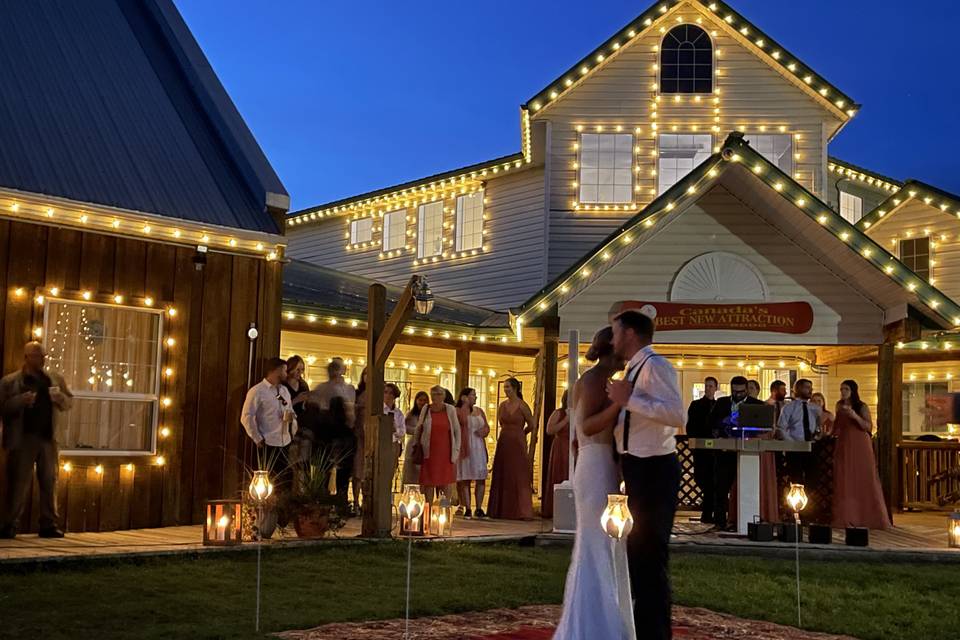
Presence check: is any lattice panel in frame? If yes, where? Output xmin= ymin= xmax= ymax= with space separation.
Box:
xmin=676 ymin=436 xmax=703 ymax=509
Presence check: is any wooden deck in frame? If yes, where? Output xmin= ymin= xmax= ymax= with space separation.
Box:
xmin=0 ymin=511 xmax=955 ymax=566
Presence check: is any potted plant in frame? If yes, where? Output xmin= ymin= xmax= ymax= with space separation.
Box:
xmin=285 ymin=447 xmax=349 ymax=538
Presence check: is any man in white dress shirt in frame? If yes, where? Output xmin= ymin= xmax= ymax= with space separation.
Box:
xmin=607 ymin=308 xmax=685 ymax=640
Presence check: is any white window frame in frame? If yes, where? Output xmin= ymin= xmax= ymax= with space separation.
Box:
xmin=743 ymin=134 xmax=793 ymax=175
xmin=839 ymin=191 xmax=863 ymax=224
xmin=657 ymin=133 xmax=713 ymax=194
xmin=899 ymin=236 xmax=931 ymax=281
xmin=455 ymin=191 xmax=484 ymax=252
xmin=43 ymin=298 xmax=164 ymax=456
xmin=349 ymin=217 xmax=373 ymax=245
xmin=382 ymin=209 xmax=406 ymax=253
xmin=417 ymin=201 xmax=444 ymax=259
xmin=578 ymin=133 xmax=635 ymax=205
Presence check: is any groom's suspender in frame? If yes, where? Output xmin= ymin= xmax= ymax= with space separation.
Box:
xmin=621 ymin=355 xmax=660 ymax=454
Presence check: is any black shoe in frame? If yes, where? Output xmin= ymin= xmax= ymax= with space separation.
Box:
xmin=699 ymin=514 xmax=715 ymax=525
xmin=464 ymin=508 xmax=473 ymax=519
xmin=475 ymin=508 xmax=486 ymax=519
xmin=37 ymin=527 xmax=64 ymax=539
xmin=0 ymin=526 xmax=15 ymax=539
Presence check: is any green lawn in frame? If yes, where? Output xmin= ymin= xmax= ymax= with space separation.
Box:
xmin=0 ymin=543 xmax=957 ymax=640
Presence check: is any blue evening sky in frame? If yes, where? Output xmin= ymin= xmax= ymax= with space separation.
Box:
xmin=175 ymin=0 xmax=960 ymax=211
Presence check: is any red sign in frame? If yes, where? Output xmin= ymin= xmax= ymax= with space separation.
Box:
xmin=611 ymin=301 xmax=814 ymax=334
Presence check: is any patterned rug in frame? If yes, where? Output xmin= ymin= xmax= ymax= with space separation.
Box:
xmin=276 ymin=604 xmax=858 ymax=639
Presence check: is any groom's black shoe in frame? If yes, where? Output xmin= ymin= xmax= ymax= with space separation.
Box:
xmin=699 ymin=513 xmax=715 ymax=525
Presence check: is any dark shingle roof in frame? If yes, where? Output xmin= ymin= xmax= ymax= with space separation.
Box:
xmin=0 ymin=0 xmax=287 ymax=234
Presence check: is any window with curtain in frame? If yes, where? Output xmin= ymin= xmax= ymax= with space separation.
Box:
xmin=350 ymin=217 xmax=373 ymax=245
xmin=903 ymin=382 xmax=949 ymax=434
xmin=382 ymin=210 xmax=406 ymax=252
xmin=455 ymin=191 xmax=484 ymax=252
xmin=899 ymin=237 xmax=930 ymax=281
xmin=657 ymin=134 xmax=712 ymax=194
xmin=43 ymin=299 xmax=163 ymax=454
xmin=743 ymin=134 xmax=793 ymax=175
xmin=579 ymin=133 xmax=634 ymax=204
xmin=839 ymin=191 xmax=863 ymax=224
xmin=660 ymin=24 xmax=713 ymax=94
xmin=417 ymin=201 xmax=444 ymax=258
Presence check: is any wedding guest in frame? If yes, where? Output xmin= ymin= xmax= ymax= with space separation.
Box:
xmin=402 ymin=391 xmax=429 ymax=485
xmin=384 ymin=383 xmax=406 ymax=472
xmin=760 ymin=380 xmax=789 ymax=521
xmin=488 ymin=377 xmax=535 ymax=520
xmin=812 ymin=392 xmax=835 ymax=436
xmin=0 ymin=342 xmax=73 ymax=539
xmin=310 ymin=358 xmax=356 ymax=504
xmin=456 ymin=387 xmax=490 ymax=518
xmin=351 ymin=368 xmax=368 ymax=516
xmin=747 ymin=379 xmax=761 ymax=399
xmin=710 ymin=376 xmax=763 ymax=530
xmin=686 ymin=377 xmax=718 ymax=524
xmin=832 ymin=380 xmax=890 ymax=530
xmin=284 ymin=355 xmax=311 ymax=422
xmin=777 ymin=378 xmax=821 ymax=484
xmin=542 ymin=390 xmax=571 ymax=519
xmin=417 ymin=385 xmax=461 ymax=503
xmin=767 ymin=380 xmax=787 ymax=421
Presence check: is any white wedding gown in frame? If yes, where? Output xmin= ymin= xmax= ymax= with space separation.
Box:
xmin=553 ymin=403 xmax=636 ymax=639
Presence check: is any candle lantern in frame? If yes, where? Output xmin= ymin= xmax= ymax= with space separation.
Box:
xmin=202 ymin=500 xmax=242 ymax=546
xmin=398 ymin=484 xmax=427 ymax=537
xmin=248 ymin=470 xmax=273 ymax=504
xmin=786 ymin=483 xmax=808 ymax=515
xmin=949 ymin=512 xmax=960 ymax=549
xmin=600 ymin=494 xmax=634 ymax=540
xmin=430 ymin=497 xmax=454 ymax=537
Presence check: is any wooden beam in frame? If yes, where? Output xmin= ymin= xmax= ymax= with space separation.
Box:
xmin=876 ymin=319 xmax=916 ymax=517
xmin=362 ymin=284 xmax=390 ymax=537
xmin=373 ymin=277 xmax=417 ymax=371
xmin=540 ymin=315 xmax=560 ymax=501
xmin=455 ymin=348 xmax=470 ymax=397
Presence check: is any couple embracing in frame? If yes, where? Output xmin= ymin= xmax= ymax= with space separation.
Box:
xmin=554 ymin=308 xmax=685 ymax=640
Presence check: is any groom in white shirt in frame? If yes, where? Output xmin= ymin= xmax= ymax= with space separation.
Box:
xmin=607 ymin=308 xmax=684 ymax=640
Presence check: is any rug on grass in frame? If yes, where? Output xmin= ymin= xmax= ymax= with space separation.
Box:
xmin=275 ymin=604 xmax=858 ymax=640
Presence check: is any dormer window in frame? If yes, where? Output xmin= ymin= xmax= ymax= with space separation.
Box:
xmin=660 ymin=25 xmax=713 ymax=94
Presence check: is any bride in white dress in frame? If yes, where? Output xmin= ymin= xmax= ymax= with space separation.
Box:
xmin=553 ymin=327 xmax=636 ymax=640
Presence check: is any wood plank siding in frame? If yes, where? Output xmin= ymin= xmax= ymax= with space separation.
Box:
xmin=865 ymin=200 xmax=960 ymax=302
xmin=0 ymin=220 xmax=282 ymax=533
xmin=534 ymin=4 xmax=843 ymax=280
xmin=286 ymin=167 xmax=547 ymax=311
xmin=558 ymin=186 xmax=885 ymax=344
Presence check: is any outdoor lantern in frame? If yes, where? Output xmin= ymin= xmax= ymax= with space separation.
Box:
xmin=413 ymin=276 xmax=434 ymax=315
xmin=600 ymin=494 xmax=634 ymax=540
xmin=248 ymin=470 xmax=273 ymax=504
xmin=949 ymin=512 xmax=960 ymax=549
xmin=202 ymin=500 xmax=242 ymax=546
xmin=786 ymin=483 xmax=809 ymax=515
xmin=398 ymin=484 xmax=427 ymax=536
xmin=429 ymin=497 xmax=454 ymax=537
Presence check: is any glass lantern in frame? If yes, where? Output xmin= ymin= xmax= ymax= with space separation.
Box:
xmin=203 ymin=500 xmax=242 ymax=546
xmin=248 ymin=470 xmax=273 ymax=504
xmin=430 ymin=497 xmax=454 ymax=537
xmin=949 ymin=512 xmax=960 ymax=549
xmin=600 ymin=494 xmax=634 ymax=540
xmin=398 ymin=484 xmax=427 ymax=537
xmin=786 ymin=483 xmax=809 ymax=515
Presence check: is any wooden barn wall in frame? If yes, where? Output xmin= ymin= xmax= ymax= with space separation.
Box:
xmin=0 ymin=220 xmax=282 ymax=532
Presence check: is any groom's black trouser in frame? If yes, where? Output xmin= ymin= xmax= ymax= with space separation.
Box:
xmin=622 ymin=452 xmax=680 ymax=640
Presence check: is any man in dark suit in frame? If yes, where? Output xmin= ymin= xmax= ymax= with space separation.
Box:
xmin=686 ymin=376 xmax=719 ymax=524
xmin=709 ymin=376 xmax=764 ymax=531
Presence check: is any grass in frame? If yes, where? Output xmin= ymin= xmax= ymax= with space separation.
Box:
xmin=0 ymin=543 xmax=958 ymax=639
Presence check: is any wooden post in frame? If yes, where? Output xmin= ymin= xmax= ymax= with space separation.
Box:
xmin=876 ymin=319 xmax=919 ymax=517
xmin=455 ymin=348 xmax=470 ymax=397
xmin=540 ymin=315 xmax=560 ymax=501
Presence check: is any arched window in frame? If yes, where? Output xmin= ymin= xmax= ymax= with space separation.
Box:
xmin=660 ymin=24 xmax=713 ymax=94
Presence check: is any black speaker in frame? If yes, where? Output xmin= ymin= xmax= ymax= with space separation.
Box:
xmin=778 ymin=522 xmax=803 ymax=543
xmin=845 ymin=527 xmax=869 ymax=547
xmin=808 ymin=524 xmax=832 ymax=544
xmin=748 ymin=521 xmax=775 ymax=542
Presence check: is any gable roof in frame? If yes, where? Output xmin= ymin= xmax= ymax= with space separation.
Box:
xmin=0 ymin=0 xmax=287 ymax=235
xmin=828 ymin=157 xmax=902 ymax=195
xmin=857 ymin=180 xmax=960 ymax=231
xmin=511 ymin=133 xmax=959 ymax=332
xmin=523 ymin=0 xmax=858 ymax=122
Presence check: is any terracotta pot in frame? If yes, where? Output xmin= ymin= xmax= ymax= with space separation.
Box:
xmin=293 ymin=504 xmax=332 ymax=538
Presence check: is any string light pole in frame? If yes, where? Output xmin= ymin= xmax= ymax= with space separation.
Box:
xmin=248 ymin=470 xmax=274 ymax=633
xmin=786 ymin=483 xmax=809 ymax=628
xmin=397 ymin=485 xmax=426 ymax=640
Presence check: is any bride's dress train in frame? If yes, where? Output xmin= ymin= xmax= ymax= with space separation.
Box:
xmin=553 ymin=409 xmax=635 ymax=639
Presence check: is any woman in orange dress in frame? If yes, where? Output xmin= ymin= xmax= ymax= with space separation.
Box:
xmin=417 ymin=385 xmax=461 ymax=503
xmin=487 ymin=377 xmax=535 ymax=520
xmin=831 ymin=380 xmax=891 ymax=530
xmin=542 ymin=390 xmax=570 ymax=519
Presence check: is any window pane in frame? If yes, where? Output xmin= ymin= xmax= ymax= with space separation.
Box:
xmin=743 ymin=134 xmax=793 ymax=174
xmin=657 ymin=133 xmax=712 ymax=194
xmin=417 ymin=201 xmax=444 ymax=258
xmin=456 ymin=191 xmax=484 ymax=252
xmin=660 ymin=25 xmax=713 ymax=94
xmin=839 ymin=191 xmax=863 ymax=224
xmin=578 ymin=133 xmax=634 ymax=204
xmin=350 ymin=217 xmax=373 ymax=244
xmin=60 ymin=398 xmax=155 ymax=452
xmin=383 ymin=210 xmax=406 ymax=252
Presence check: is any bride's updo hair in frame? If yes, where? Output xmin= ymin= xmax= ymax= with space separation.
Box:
xmin=585 ymin=326 xmax=614 ymax=362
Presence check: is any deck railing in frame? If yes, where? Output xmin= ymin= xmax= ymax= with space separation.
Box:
xmin=899 ymin=441 xmax=960 ymax=510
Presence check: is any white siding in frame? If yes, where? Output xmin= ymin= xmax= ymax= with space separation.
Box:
xmin=559 ymin=186 xmax=885 ymax=345
xmin=286 ymin=168 xmax=547 ymax=310
xmin=534 ymin=4 xmax=843 ymax=280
